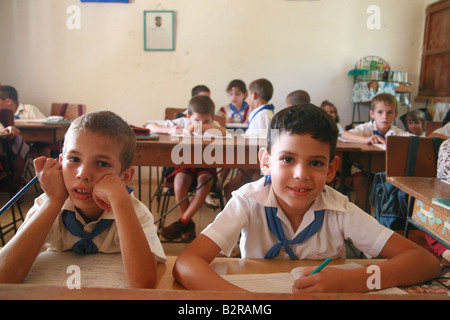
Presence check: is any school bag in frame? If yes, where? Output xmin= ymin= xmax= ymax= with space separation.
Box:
xmin=370 ymin=136 xmax=442 ymax=230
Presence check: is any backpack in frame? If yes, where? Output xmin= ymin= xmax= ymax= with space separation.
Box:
xmin=370 ymin=136 xmax=442 ymax=230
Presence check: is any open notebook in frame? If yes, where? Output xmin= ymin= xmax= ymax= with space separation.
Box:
xmin=221 ymin=263 xmax=362 ymax=294
xmin=23 ymin=251 xmax=128 ymax=288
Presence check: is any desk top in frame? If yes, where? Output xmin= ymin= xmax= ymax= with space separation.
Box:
xmin=1 ymin=255 xmax=448 ymax=300
xmin=387 ymin=177 xmax=450 ymax=201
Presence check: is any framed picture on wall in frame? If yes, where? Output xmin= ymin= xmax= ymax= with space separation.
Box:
xmin=144 ymin=10 xmax=175 ymax=51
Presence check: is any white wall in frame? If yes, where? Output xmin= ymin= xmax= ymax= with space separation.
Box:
xmin=0 ymin=0 xmax=436 ymax=127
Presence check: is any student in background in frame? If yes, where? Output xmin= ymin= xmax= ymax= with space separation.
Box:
xmin=173 ymin=104 xmax=440 ymax=293
xmin=149 ymin=95 xmax=225 ymax=242
xmin=191 ymin=84 xmax=210 ymax=97
xmin=285 ymin=90 xmax=310 ymax=107
xmin=320 ymin=100 xmax=344 ymax=135
xmin=341 ymin=93 xmax=410 ymax=209
xmin=0 ymin=110 xmax=166 ymax=288
xmin=223 ymin=78 xmax=275 ymax=200
xmin=217 ymin=79 xmax=249 ymax=123
xmin=405 ymin=109 xmax=426 ymax=137
xmin=0 ymin=85 xmax=46 ymax=119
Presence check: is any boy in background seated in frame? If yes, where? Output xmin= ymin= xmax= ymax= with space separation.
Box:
xmin=148 ymin=95 xmax=225 ymax=242
xmin=223 ymin=78 xmax=275 ymax=200
xmin=341 ymin=93 xmax=410 ymax=209
xmin=173 ymin=104 xmax=440 ymax=293
xmin=0 ymin=110 xmax=166 ymax=288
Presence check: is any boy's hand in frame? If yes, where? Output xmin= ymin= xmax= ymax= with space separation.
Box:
xmin=367 ymin=134 xmax=386 ymax=145
xmin=169 ymin=125 xmax=183 ymax=135
xmin=292 ymin=266 xmax=348 ymax=293
xmin=33 ymin=157 xmax=67 ymax=202
xmin=92 ymin=174 xmax=128 ymax=212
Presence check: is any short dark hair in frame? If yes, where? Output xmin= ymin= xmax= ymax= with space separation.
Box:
xmin=191 ymin=85 xmax=210 ymax=97
xmin=0 ymin=85 xmax=18 ymax=104
xmin=226 ymin=79 xmax=247 ymax=94
xmin=267 ymin=104 xmax=338 ymax=159
xmin=249 ymin=78 xmax=273 ymax=102
xmin=187 ymin=95 xmax=215 ymax=117
xmin=286 ymin=90 xmax=310 ymax=106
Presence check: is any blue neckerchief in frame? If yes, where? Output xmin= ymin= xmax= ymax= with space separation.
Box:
xmin=62 ymin=185 xmax=133 ymax=254
xmin=229 ymin=101 xmax=248 ymax=123
xmin=246 ymin=104 xmax=275 ymax=132
xmin=263 ymin=174 xmax=324 ymax=260
xmin=62 ymin=210 xmax=113 ymax=254
xmin=373 ymin=130 xmax=385 ymax=139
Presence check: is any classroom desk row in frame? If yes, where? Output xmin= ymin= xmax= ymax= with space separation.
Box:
xmin=0 ymin=255 xmax=448 ymax=300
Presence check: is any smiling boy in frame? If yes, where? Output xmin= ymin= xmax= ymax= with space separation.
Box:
xmin=173 ymin=104 xmax=440 ymax=293
xmin=0 ymin=110 xmax=165 ymax=288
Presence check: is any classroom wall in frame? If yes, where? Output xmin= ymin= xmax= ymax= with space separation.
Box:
xmin=0 ymin=0 xmax=437 ymax=127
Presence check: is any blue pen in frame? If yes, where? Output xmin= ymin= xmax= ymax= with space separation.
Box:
xmin=373 ymin=130 xmax=385 ymax=139
xmin=309 ymin=257 xmax=332 ymax=275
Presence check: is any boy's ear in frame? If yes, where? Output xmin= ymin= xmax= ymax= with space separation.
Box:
xmin=120 ymin=166 xmax=135 ymax=185
xmin=258 ymin=147 xmax=271 ymax=176
xmin=326 ymin=156 xmax=340 ymax=183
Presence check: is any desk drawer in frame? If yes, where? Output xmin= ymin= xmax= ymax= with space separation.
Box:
xmin=412 ymin=200 xmax=450 ymax=243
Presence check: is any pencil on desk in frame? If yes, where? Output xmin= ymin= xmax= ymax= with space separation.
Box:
xmin=309 ymin=257 xmax=332 ymax=275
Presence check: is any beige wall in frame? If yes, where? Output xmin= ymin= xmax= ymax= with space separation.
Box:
xmin=0 ymin=0 xmax=436 ymax=126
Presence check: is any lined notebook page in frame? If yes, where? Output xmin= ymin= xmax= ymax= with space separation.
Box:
xmin=221 ymin=263 xmax=362 ymax=294
xmin=23 ymin=251 xmax=128 ymax=288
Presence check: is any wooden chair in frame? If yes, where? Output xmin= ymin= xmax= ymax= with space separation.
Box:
xmin=386 ymin=136 xmax=442 ymax=178
xmin=51 ymin=103 xmax=86 ymax=120
xmin=425 ymin=121 xmax=443 ymax=137
xmin=385 ymin=136 xmax=443 ymax=242
xmin=164 ymin=108 xmax=186 ymax=120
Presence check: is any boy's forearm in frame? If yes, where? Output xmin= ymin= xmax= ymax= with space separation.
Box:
xmin=110 ymin=198 xmax=157 ymax=288
xmin=0 ymin=198 xmax=64 ymax=283
xmin=341 ymin=131 xmax=367 ymax=143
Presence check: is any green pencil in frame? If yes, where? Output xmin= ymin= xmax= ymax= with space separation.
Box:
xmin=309 ymin=257 xmax=332 ymax=275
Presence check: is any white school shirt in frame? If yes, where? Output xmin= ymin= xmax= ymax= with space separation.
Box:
xmin=22 ymin=192 xmax=166 ymax=263
xmin=349 ymin=120 xmax=411 ymax=137
xmin=201 ymin=178 xmax=394 ymax=259
xmin=14 ymin=103 xmax=46 ymax=120
xmin=162 ymin=117 xmax=221 ymax=129
xmin=245 ymin=105 xmax=274 ymax=136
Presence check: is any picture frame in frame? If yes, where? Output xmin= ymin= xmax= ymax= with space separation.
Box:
xmin=144 ymin=10 xmax=175 ymax=51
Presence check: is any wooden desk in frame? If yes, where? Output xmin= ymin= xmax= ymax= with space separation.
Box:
xmin=15 ymin=120 xmax=71 ymax=157
xmin=387 ymin=177 xmax=450 ymax=249
xmin=1 ymin=255 xmax=447 ymax=300
xmin=134 ymin=133 xmax=262 ymax=169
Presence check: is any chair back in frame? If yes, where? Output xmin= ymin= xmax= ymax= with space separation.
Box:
xmin=165 ymin=108 xmax=186 ymax=120
xmin=0 ymin=109 xmax=14 ymax=127
xmin=51 ymin=103 xmax=86 ymax=120
xmin=386 ymin=136 xmax=443 ymax=178
xmin=425 ymin=121 xmax=443 ymax=136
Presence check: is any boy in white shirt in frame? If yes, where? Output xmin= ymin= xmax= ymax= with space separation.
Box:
xmin=0 ymin=85 xmax=46 ymax=119
xmin=0 ymin=110 xmax=166 ymax=288
xmin=341 ymin=93 xmax=410 ymax=209
xmin=173 ymin=104 xmax=440 ymax=293
xmin=223 ymin=78 xmax=275 ymax=200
